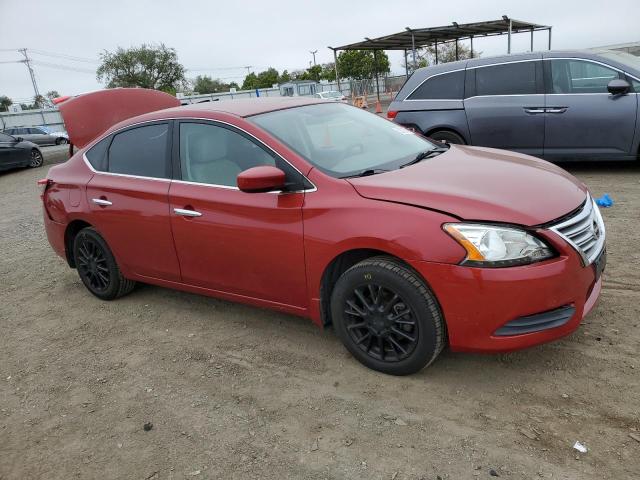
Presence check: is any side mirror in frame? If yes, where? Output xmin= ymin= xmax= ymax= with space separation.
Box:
xmin=237 ymin=166 xmax=286 ymax=193
xmin=607 ymin=78 xmax=631 ymax=95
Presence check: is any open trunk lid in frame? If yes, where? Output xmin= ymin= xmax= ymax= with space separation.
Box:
xmin=55 ymin=88 xmax=180 ymax=148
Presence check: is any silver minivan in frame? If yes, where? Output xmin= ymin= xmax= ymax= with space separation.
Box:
xmin=388 ymin=50 xmax=640 ymax=161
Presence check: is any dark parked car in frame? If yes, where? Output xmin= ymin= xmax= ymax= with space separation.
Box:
xmin=388 ymin=49 xmax=640 ymax=161
xmin=2 ymin=126 xmax=68 ymax=146
xmin=0 ymin=132 xmax=43 ymax=171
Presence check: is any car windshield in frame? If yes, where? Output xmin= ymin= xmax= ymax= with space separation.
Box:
xmin=597 ymin=50 xmax=640 ymax=74
xmin=324 ymin=91 xmax=342 ymax=98
xmin=250 ymin=103 xmax=437 ymax=178
xmin=37 ymin=126 xmax=52 ymax=133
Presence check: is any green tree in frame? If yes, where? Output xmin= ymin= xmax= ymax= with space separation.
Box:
xmin=33 ymin=95 xmax=46 ymax=109
xmin=306 ymin=65 xmax=322 ymax=82
xmin=45 ymin=90 xmax=60 ymax=103
xmin=256 ymin=68 xmax=280 ymax=88
xmin=337 ymin=50 xmax=390 ymax=80
xmin=0 ymin=95 xmax=12 ymax=112
xmin=406 ymin=42 xmax=478 ymax=69
xmin=241 ymin=72 xmax=258 ymax=90
xmin=320 ymin=63 xmax=336 ymax=81
xmin=192 ymin=75 xmax=235 ymax=94
xmin=278 ymin=70 xmax=291 ymax=83
xmin=96 ymin=43 xmax=186 ymax=93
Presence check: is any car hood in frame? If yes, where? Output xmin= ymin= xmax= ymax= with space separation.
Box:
xmin=347 ymin=145 xmax=587 ymax=226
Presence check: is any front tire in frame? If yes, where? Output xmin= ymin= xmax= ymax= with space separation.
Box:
xmin=330 ymin=256 xmax=445 ymax=375
xmin=29 ymin=149 xmax=43 ymax=168
xmin=73 ymin=227 xmax=136 ymax=300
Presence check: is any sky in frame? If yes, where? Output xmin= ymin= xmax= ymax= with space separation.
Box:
xmin=1 ymin=0 xmax=639 ymax=102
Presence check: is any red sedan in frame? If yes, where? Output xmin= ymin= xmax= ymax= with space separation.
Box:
xmin=41 ymin=89 xmax=606 ymax=375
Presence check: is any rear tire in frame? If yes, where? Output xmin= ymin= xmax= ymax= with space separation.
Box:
xmin=73 ymin=227 xmax=136 ymax=300
xmin=429 ymin=130 xmax=465 ymax=145
xmin=330 ymin=256 xmax=445 ymax=375
xmin=56 ymin=137 xmax=68 ymax=145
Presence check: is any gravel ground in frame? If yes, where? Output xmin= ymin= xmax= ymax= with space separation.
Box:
xmin=1 ymin=147 xmax=639 ymax=479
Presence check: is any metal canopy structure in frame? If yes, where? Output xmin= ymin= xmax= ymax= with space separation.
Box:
xmin=328 ymin=16 xmax=553 ymax=98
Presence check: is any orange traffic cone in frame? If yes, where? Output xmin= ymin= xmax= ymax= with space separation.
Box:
xmin=375 ymin=99 xmax=382 ymax=114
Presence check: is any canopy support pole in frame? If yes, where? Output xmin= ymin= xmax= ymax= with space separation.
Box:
xmin=435 ymin=40 xmax=438 ymax=64
xmin=404 ymin=49 xmax=409 ymax=76
xmin=329 ymin=47 xmax=341 ymax=92
xmin=507 ymin=19 xmax=512 ymax=53
xmin=470 ymin=36 xmax=474 ymax=58
xmin=373 ymin=49 xmax=381 ymax=102
xmin=531 ymin=28 xmax=534 ymax=51
xmin=411 ymin=32 xmax=417 ymax=70
xmin=548 ymin=27 xmax=552 ymax=50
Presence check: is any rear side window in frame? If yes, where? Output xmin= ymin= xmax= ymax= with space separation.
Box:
xmin=407 ymin=70 xmax=465 ymax=100
xmin=108 ymin=123 xmax=170 ymax=178
xmin=475 ymin=61 xmax=537 ymax=96
xmin=549 ymin=59 xmax=621 ymax=94
xmin=85 ymin=136 xmax=111 ymax=171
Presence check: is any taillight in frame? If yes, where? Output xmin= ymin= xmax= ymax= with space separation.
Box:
xmin=37 ymin=178 xmax=52 ymax=197
xmin=387 ymin=110 xmax=398 ymax=120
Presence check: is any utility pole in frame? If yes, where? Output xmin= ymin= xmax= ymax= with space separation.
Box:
xmin=18 ymin=48 xmax=41 ymax=105
xmin=244 ymin=66 xmax=252 ymax=75
xmin=309 ymin=50 xmax=317 ymax=66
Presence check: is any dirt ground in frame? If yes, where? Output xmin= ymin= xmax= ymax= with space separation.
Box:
xmin=1 ymin=147 xmax=639 ymax=480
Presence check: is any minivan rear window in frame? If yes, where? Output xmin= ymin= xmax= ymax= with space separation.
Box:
xmin=475 ymin=61 xmax=537 ymax=96
xmin=407 ymin=70 xmax=465 ymax=100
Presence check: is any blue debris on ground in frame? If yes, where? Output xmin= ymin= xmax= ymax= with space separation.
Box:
xmin=595 ymin=194 xmax=614 ymax=208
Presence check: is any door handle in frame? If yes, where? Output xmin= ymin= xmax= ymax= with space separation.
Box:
xmin=174 ymin=208 xmax=202 ymax=217
xmin=546 ymin=107 xmax=568 ymax=114
xmin=92 ymin=198 xmax=112 ymax=206
xmin=524 ymin=107 xmax=545 ymax=114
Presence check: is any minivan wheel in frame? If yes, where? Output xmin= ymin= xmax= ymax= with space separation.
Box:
xmin=330 ymin=256 xmax=445 ymax=375
xmin=73 ymin=227 xmax=136 ymax=300
xmin=429 ymin=130 xmax=465 ymax=145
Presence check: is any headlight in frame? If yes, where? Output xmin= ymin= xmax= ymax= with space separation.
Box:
xmin=444 ymin=223 xmax=554 ymax=267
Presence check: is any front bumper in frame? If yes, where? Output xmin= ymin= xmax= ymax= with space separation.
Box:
xmin=408 ymin=233 xmax=603 ymax=353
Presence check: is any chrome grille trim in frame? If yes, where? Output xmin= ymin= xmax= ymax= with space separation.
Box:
xmin=549 ymin=194 xmax=606 ymax=266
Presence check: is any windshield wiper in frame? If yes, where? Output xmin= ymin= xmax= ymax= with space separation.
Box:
xmin=400 ymin=146 xmax=449 ymax=168
xmin=342 ymin=168 xmax=390 ymax=179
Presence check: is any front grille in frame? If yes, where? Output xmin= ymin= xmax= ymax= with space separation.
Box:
xmin=549 ymin=194 xmax=606 ymax=266
xmin=494 ymin=305 xmax=576 ymax=336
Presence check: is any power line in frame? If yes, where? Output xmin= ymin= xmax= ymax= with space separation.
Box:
xmin=30 ymin=60 xmax=96 ymax=74
xmin=29 ymin=49 xmax=99 ymax=64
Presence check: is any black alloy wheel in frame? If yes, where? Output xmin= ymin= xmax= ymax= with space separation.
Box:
xmin=343 ymin=284 xmax=418 ymax=362
xmin=29 ymin=149 xmax=44 ymax=168
xmin=73 ymin=227 xmax=136 ymax=300
xmin=331 ymin=256 xmax=445 ymax=375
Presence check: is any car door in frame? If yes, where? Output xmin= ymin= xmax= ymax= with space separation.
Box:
xmin=0 ymin=133 xmax=26 ymax=170
xmin=25 ymin=127 xmax=49 ymax=145
xmin=84 ymin=122 xmax=182 ymax=282
xmin=464 ymin=59 xmax=545 ymax=156
xmin=168 ymin=120 xmax=308 ymax=308
xmin=543 ymin=57 xmax=638 ymax=160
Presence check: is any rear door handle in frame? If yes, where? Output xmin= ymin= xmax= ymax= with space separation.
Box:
xmin=524 ymin=107 xmax=545 ymax=114
xmin=174 ymin=208 xmax=202 ymax=217
xmin=546 ymin=107 xmax=568 ymax=114
xmin=92 ymin=198 xmax=112 ymax=206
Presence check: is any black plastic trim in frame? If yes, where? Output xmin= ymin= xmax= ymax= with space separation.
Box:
xmin=494 ymin=305 xmax=576 ymax=336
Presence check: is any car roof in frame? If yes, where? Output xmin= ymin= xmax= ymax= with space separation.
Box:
xmin=164 ymin=97 xmax=326 ymax=118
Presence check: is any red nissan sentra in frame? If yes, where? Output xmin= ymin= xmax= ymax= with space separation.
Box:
xmin=41 ymin=89 xmax=606 ymax=375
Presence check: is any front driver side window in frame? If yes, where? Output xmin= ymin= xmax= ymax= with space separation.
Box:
xmin=179 ymin=122 xmax=276 ymax=187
